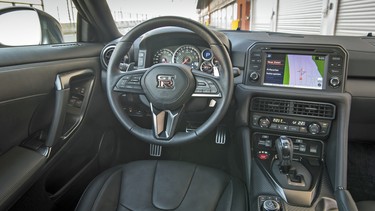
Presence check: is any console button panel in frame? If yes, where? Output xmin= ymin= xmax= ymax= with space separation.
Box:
xmin=254 ymin=133 xmax=324 ymax=160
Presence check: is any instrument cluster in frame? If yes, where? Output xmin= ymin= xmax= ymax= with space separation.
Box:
xmin=152 ymin=45 xmax=220 ymax=75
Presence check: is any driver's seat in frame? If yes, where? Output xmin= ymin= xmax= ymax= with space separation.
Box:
xmin=75 ymin=160 xmax=247 ymax=211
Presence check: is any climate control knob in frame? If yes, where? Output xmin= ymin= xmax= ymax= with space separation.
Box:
xmin=329 ymin=77 xmax=340 ymax=88
xmin=249 ymin=71 xmax=260 ymax=81
xmin=308 ymin=123 xmax=321 ymax=134
xmin=259 ymin=117 xmax=271 ymax=128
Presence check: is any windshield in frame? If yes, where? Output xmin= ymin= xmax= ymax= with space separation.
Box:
xmin=106 ymin=0 xmax=199 ymax=34
xmin=106 ymin=0 xmax=375 ymax=37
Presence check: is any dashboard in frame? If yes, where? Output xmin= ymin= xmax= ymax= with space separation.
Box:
xmin=99 ymin=27 xmax=375 ymax=143
xmin=98 ymin=27 xmax=375 ymax=210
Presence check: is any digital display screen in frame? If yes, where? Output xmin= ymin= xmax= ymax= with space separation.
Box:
xmin=263 ymin=53 xmax=326 ymax=90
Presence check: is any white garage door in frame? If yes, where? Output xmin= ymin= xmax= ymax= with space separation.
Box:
xmin=251 ymin=0 xmax=275 ymax=31
xmin=276 ymin=0 xmax=323 ymax=35
xmin=335 ymin=0 xmax=375 ymax=36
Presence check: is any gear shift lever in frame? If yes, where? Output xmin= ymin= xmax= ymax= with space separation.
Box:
xmin=275 ymin=136 xmax=293 ymax=174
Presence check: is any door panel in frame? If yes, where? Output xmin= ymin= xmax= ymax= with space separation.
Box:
xmin=0 ymin=43 xmax=109 ymax=209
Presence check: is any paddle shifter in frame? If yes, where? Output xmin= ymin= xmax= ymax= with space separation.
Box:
xmin=275 ymin=136 xmax=293 ymax=174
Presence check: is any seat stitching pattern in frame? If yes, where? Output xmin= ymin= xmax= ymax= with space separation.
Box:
xmin=151 ymin=160 xmax=159 ymax=210
xmin=214 ymin=177 xmax=232 ymax=211
xmin=176 ymin=164 xmax=198 ymax=209
xmin=116 ymin=168 xmax=124 ymax=211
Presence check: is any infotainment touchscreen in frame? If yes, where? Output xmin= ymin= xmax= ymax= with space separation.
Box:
xmin=263 ymin=53 xmax=326 ymax=90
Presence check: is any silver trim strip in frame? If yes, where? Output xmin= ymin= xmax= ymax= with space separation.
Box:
xmin=192 ymin=93 xmax=221 ymax=98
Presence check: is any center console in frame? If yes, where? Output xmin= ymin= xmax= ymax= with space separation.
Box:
xmin=235 ymin=42 xmax=351 ymax=211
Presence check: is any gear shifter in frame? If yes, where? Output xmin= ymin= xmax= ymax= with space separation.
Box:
xmin=275 ymin=136 xmax=293 ymax=174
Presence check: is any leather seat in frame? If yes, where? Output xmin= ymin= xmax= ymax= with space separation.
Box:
xmin=76 ymin=160 xmax=247 ymax=211
xmin=356 ymin=201 xmax=375 ymax=211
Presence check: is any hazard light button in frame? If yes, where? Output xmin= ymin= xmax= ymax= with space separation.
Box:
xmin=258 ymin=151 xmax=270 ymax=160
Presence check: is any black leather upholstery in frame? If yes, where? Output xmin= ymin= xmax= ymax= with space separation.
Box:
xmin=76 ymin=160 xmax=247 ymax=211
xmin=356 ymin=201 xmax=375 ymax=211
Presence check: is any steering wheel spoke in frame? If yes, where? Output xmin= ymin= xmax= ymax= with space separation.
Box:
xmin=192 ymin=70 xmax=222 ymax=98
xmin=150 ymin=103 xmax=184 ymax=140
xmin=113 ymin=69 xmax=147 ymax=94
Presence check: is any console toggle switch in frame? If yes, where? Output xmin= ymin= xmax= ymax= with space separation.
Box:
xmin=258 ymin=140 xmax=266 ymax=146
xmin=265 ymin=140 xmax=272 ymax=148
xmin=310 ymin=145 xmax=318 ymax=154
xmin=299 ymin=127 xmax=308 ymax=133
xmin=299 ymin=143 xmax=307 ymax=152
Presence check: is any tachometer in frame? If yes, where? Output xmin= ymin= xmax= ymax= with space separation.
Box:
xmin=153 ymin=48 xmax=173 ymax=64
xmin=173 ymin=45 xmax=200 ymax=69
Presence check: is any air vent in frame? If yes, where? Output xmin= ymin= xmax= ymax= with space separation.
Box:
xmin=101 ymin=45 xmax=115 ymax=67
xmin=251 ymin=98 xmax=290 ymax=114
xmin=292 ymin=102 xmax=335 ymax=119
xmin=251 ymin=97 xmax=335 ymax=119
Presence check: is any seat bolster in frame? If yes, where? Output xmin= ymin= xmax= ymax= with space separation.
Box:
xmin=75 ymin=166 xmax=122 ymax=211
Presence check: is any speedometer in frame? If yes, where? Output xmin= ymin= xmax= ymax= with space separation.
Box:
xmin=173 ymin=45 xmax=200 ymax=69
xmin=153 ymin=48 xmax=173 ymax=64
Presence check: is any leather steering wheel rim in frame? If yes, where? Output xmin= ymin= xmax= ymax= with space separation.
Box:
xmin=106 ymin=16 xmax=233 ymax=146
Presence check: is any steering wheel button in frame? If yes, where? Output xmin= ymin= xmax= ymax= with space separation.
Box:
xmin=206 ymin=80 xmax=214 ymax=84
xmin=117 ymin=80 xmax=127 ymax=89
xmin=209 ymin=85 xmax=218 ymax=93
xmin=198 ymin=82 xmax=207 ymax=86
xmin=195 ymin=88 xmax=203 ymax=93
xmin=125 ymin=85 xmax=135 ymax=89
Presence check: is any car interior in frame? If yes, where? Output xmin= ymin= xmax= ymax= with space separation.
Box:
xmin=0 ymin=0 xmax=375 ymax=211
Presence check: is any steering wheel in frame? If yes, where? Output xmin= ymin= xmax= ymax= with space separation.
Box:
xmin=106 ymin=16 xmax=233 ymax=146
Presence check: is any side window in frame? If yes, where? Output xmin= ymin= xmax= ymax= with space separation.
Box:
xmin=0 ymin=0 xmax=77 ymax=46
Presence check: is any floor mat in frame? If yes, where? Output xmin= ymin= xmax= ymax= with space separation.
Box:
xmin=347 ymin=142 xmax=375 ymax=202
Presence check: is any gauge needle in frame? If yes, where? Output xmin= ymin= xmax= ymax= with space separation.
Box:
xmin=182 ymin=57 xmax=190 ymax=64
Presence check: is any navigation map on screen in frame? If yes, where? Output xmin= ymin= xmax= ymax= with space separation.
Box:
xmin=263 ymin=53 xmax=325 ymax=90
